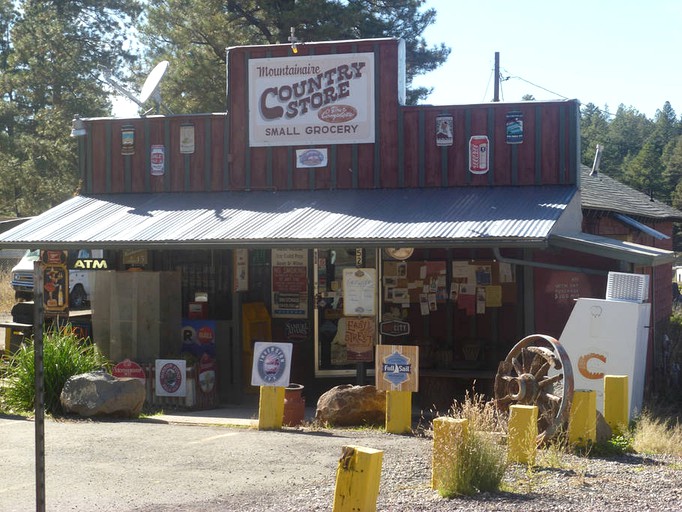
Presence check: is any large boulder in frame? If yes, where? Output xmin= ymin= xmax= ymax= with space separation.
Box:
xmin=60 ymin=371 xmax=145 ymax=418
xmin=315 ymin=384 xmax=386 ymax=427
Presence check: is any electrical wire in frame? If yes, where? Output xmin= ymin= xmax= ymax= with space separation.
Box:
xmin=499 ymin=67 xmax=617 ymax=117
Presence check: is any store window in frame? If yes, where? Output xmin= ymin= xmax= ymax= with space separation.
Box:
xmin=314 ymin=248 xmax=378 ymax=376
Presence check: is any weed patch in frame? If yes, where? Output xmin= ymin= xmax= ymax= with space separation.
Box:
xmin=1 ymin=326 xmax=110 ymax=415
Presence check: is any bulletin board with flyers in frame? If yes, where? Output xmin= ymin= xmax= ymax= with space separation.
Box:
xmin=382 ymin=259 xmax=517 ymax=316
xmin=450 ymin=260 xmax=516 ymax=316
xmin=382 ymin=261 xmax=448 ymax=311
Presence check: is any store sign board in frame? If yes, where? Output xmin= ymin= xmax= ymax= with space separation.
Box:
xmin=248 ymin=53 xmax=375 ymax=147
xmin=342 ymin=268 xmax=376 ymax=316
xmin=251 ymin=341 xmax=293 ymax=387
xmin=345 ymin=317 xmax=375 ymax=362
xmin=380 ymin=320 xmax=410 ymax=337
xmin=272 ymin=249 xmax=308 ymax=318
xmin=375 ymin=345 xmax=419 ymax=392
xmin=41 ymin=260 xmax=68 ymax=314
xmin=155 ymin=359 xmax=187 ymax=397
xmin=113 ymin=359 xmax=146 ymax=385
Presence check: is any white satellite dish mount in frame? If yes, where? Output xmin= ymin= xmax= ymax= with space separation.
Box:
xmin=103 ymin=60 xmax=172 ymax=116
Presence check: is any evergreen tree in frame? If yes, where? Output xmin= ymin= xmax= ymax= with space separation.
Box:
xmin=600 ymin=104 xmax=653 ymax=180
xmin=621 ymin=141 xmax=665 ymax=200
xmin=139 ymin=0 xmax=450 ymax=113
xmin=580 ymin=103 xmax=609 ymax=172
xmin=0 ymin=0 xmax=141 ymax=217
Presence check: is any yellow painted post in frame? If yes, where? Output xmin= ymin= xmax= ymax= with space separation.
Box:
xmin=508 ymin=405 xmax=538 ymax=465
xmin=332 ymin=445 xmax=383 ymax=512
xmin=568 ymin=389 xmax=596 ymax=446
xmin=385 ymin=390 xmax=412 ymax=434
xmin=257 ymin=385 xmax=285 ymax=430
xmin=604 ymin=375 xmax=629 ymax=434
xmin=431 ymin=417 xmax=468 ymax=490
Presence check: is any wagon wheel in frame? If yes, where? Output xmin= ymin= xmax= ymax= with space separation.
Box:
xmin=494 ymin=334 xmax=574 ymax=442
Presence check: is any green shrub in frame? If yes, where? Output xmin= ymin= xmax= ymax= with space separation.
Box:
xmin=1 ymin=326 xmax=110 ymax=415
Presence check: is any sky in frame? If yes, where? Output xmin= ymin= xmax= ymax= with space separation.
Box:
xmin=411 ymin=0 xmax=682 ymax=119
xmin=113 ymin=0 xmax=682 ymax=120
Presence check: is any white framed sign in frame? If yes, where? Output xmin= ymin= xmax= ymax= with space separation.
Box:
xmin=251 ymin=341 xmax=293 ymax=387
xmin=343 ymin=268 xmax=377 ymax=316
xmin=248 ymin=53 xmax=375 ymax=147
xmin=155 ymin=359 xmax=187 ymax=397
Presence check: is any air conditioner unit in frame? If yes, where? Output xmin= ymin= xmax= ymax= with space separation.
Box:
xmin=605 ymin=272 xmax=649 ymax=303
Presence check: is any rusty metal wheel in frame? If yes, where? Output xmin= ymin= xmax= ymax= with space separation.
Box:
xmin=494 ymin=334 xmax=574 ymax=441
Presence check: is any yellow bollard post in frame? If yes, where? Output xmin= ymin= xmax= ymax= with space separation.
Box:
xmin=508 ymin=405 xmax=538 ymax=465
xmin=385 ymin=390 xmax=412 ymax=434
xmin=432 ymin=417 xmax=468 ymax=490
xmin=257 ymin=385 xmax=285 ymax=430
xmin=604 ymin=375 xmax=629 ymax=435
xmin=568 ymin=389 xmax=596 ymax=446
xmin=332 ymin=445 xmax=383 ymax=512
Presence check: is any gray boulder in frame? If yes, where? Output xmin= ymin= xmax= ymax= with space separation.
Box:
xmin=315 ymin=384 xmax=386 ymax=427
xmin=60 ymin=371 xmax=145 ymax=418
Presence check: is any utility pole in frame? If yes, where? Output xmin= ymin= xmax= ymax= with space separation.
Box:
xmin=493 ymin=52 xmax=500 ymax=102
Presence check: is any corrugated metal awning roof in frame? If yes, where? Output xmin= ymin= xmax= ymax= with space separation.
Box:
xmin=613 ymin=213 xmax=669 ymax=240
xmin=0 ymin=186 xmax=578 ymax=250
xmin=549 ymin=232 xmax=676 ymax=266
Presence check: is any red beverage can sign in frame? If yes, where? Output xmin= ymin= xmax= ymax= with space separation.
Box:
xmin=150 ymin=144 xmax=165 ymax=176
xmin=469 ymin=135 xmax=489 ymax=174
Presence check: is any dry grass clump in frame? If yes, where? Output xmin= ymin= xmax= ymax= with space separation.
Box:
xmin=435 ymin=392 xmax=508 ymax=497
xmin=632 ymin=411 xmax=682 ymax=456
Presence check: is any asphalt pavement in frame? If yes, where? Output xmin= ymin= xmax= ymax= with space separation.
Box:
xmin=0 ymin=406 xmax=433 ymax=512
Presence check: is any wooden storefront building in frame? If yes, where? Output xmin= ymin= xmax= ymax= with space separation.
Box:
xmin=0 ymin=38 xmax=676 ymax=409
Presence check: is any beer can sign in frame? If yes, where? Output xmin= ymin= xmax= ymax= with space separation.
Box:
xmin=150 ymin=144 xmax=165 ymax=176
xmin=469 ymin=135 xmax=490 ymax=174
xmin=506 ymin=111 xmax=524 ymax=144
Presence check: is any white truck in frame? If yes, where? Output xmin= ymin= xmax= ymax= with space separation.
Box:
xmin=11 ymin=249 xmax=98 ymax=309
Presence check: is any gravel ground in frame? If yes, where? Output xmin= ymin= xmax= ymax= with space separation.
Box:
xmin=2 ymin=415 xmax=682 ymax=511
xmin=232 ymin=430 xmax=682 ymax=512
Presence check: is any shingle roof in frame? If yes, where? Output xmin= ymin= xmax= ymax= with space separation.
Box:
xmin=580 ymin=165 xmax=682 ymax=220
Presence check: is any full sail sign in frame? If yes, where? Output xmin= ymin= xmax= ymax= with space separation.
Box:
xmin=248 ymin=53 xmax=375 ymax=147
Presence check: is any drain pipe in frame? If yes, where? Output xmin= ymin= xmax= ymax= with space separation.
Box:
xmin=492 ymin=247 xmax=609 ymax=276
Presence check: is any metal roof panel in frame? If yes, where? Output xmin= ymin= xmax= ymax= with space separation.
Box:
xmin=0 ymin=186 xmax=578 ymax=249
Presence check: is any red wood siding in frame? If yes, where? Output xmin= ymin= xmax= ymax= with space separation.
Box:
xmin=82 ymin=39 xmax=579 ymax=194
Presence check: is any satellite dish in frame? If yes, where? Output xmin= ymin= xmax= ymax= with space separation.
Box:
xmin=139 ymin=60 xmax=169 ymax=105
xmin=102 ymin=60 xmax=172 ymax=116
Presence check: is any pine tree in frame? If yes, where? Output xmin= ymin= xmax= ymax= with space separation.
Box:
xmin=139 ymin=0 xmax=450 ymax=113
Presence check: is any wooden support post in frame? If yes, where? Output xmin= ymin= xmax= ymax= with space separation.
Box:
xmin=508 ymin=405 xmax=538 ymax=464
xmin=604 ymin=375 xmax=629 ymax=434
xmin=332 ymin=445 xmax=383 ymax=512
xmin=385 ymin=390 xmax=412 ymax=434
xmin=257 ymin=385 xmax=285 ymax=430
xmin=568 ymin=389 xmax=596 ymax=446
xmin=432 ymin=417 xmax=468 ymax=490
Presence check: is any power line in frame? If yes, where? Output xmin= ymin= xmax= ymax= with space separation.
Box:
xmin=499 ymin=68 xmax=617 ymax=118
xmin=501 ymin=72 xmax=569 ymax=100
